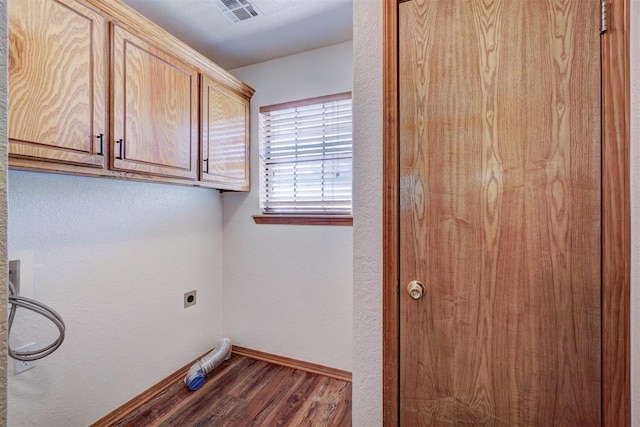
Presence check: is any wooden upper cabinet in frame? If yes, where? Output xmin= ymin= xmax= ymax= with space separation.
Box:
xmin=200 ymin=75 xmax=250 ymax=191
xmin=8 ymin=0 xmax=107 ymax=167
xmin=8 ymin=0 xmax=252 ymax=188
xmin=111 ymin=24 xmax=198 ymax=180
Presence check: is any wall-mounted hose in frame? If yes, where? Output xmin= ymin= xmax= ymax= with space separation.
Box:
xmin=184 ymin=338 xmax=232 ymax=391
xmin=8 ymin=280 xmax=66 ymax=361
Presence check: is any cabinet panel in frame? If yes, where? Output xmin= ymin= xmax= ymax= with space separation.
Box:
xmin=201 ymin=75 xmax=250 ymax=191
xmin=9 ymin=0 xmax=106 ymax=167
xmin=112 ymin=24 xmax=198 ymax=180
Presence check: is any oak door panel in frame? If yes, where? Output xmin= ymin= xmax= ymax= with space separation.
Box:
xmin=200 ymin=75 xmax=250 ymax=191
xmin=9 ymin=0 xmax=106 ymax=167
xmin=399 ymin=1 xmax=601 ymax=425
xmin=112 ymin=24 xmax=198 ymax=180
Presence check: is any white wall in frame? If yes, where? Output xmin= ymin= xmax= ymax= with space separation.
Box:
xmin=630 ymin=1 xmax=639 ymax=424
xmin=352 ymin=2 xmax=640 ymax=426
xmin=7 ymin=171 xmax=224 ymax=426
xmin=223 ymin=41 xmax=353 ymax=371
xmin=352 ymin=0 xmax=383 ymax=424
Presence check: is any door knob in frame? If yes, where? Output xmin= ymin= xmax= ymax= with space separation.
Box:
xmin=407 ymin=280 xmax=425 ymax=300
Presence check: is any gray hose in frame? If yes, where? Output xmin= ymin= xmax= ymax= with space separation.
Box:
xmin=8 ymin=280 xmax=66 ymax=361
xmin=184 ymin=338 xmax=232 ymax=391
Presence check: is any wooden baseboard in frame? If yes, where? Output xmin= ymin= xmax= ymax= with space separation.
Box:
xmin=89 ymin=349 xmax=208 ymax=427
xmin=232 ymin=345 xmax=352 ymax=382
xmin=91 ymin=346 xmax=352 ymax=426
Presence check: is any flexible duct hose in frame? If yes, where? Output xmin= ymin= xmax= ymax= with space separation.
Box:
xmin=184 ymin=338 xmax=232 ymax=391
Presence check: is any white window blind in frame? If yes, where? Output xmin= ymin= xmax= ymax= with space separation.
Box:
xmin=259 ymin=93 xmax=352 ymax=215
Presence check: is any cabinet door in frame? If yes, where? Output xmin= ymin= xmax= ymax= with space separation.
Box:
xmin=201 ymin=75 xmax=250 ymax=191
xmin=9 ymin=0 xmax=107 ymax=167
xmin=112 ymin=24 xmax=198 ymax=180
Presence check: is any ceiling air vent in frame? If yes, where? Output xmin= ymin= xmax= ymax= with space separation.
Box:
xmin=215 ymin=0 xmax=262 ymax=24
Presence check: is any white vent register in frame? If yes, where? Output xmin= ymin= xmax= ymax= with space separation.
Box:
xmin=215 ymin=0 xmax=262 ymax=23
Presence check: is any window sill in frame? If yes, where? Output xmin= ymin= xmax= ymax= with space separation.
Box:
xmin=252 ymin=215 xmax=353 ymax=226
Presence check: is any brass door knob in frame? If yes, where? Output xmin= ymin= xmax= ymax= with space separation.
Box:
xmin=407 ymin=280 xmax=425 ymax=300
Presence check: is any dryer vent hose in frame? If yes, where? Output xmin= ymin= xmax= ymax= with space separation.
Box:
xmin=184 ymin=338 xmax=232 ymax=391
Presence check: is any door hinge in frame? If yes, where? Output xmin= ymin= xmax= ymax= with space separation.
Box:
xmin=600 ymin=0 xmax=608 ymax=34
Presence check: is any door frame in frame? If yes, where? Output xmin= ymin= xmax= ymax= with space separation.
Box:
xmin=381 ymin=0 xmax=631 ymax=425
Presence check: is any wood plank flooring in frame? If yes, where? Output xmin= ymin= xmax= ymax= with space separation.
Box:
xmin=112 ymin=354 xmax=352 ymax=426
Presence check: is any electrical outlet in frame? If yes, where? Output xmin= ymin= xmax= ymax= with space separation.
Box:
xmin=14 ymin=343 xmax=37 ymax=374
xmin=184 ymin=290 xmax=197 ymax=308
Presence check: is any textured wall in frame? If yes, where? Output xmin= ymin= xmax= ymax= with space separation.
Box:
xmin=223 ymin=42 xmax=353 ymax=371
xmin=0 ymin=0 xmax=8 ymax=423
xmin=352 ymin=0 xmax=383 ymax=424
xmin=630 ymin=1 xmax=639 ymax=424
xmin=8 ymin=172 xmax=224 ymax=426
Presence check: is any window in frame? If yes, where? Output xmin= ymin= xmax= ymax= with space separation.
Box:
xmin=256 ymin=92 xmax=353 ymax=225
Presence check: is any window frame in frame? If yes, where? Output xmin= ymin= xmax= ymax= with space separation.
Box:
xmin=255 ymin=92 xmax=353 ymax=226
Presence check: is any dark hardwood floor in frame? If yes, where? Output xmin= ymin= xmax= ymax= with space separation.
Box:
xmin=113 ymin=354 xmax=352 ymax=426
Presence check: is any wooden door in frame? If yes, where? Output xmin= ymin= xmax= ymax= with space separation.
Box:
xmin=111 ymin=24 xmax=198 ymax=180
xmin=8 ymin=0 xmax=106 ymax=167
xmin=399 ymin=1 xmax=601 ymax=425
xmin=200 ymin=75 xmax=250 ymax=191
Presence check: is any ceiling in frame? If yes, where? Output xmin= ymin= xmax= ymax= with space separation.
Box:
xmin=121 ymin=0 xmax=353 ymax=70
